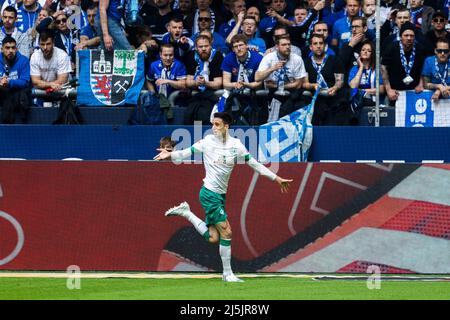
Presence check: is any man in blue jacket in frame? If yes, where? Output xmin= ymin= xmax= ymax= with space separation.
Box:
xmin=0 ymin=35 xmax=31 ymax=123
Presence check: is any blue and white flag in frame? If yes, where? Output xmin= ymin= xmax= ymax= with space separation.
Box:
xmin=77 ymin=50 xmax=145 ymax=106
xmin=395 ymin=91 xmax=450 ymax=127
xmin=258 ymin=91 xmax=318 ymax=162
xmin=210 ymin=90 xmax=230 ymax=123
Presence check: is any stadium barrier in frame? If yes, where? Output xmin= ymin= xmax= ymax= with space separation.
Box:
xmin=0 ymin=125 xmax=450 ymax=162
xmin=0 ymin=161 xmax=448 ymax=273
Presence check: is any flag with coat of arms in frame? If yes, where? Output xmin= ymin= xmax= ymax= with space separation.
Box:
xmin=77 ymin=49 xmax=145 ymax=106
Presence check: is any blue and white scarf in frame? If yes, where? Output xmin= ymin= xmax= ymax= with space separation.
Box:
xmin=399 ymin=42 xmax=416 ymax=77
xmin=311 ymin=54 xmax=329 ymax=89
xmin=194 ymin=48 xmax=216 ymax=91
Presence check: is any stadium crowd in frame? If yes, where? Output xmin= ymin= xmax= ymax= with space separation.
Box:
xmin=0 ymin=0 xmax=450 ymax=125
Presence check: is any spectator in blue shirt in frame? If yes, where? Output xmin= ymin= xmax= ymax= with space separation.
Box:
xmin=16 ymin=0 xmax=42 ymax=33
xmin=0 ymin=35 xmax=31 ymax=123
xmin=259 ymin=0 xmax=293 ymax=34
xmin=76 ymin=5 xmax=100 ymax=50
xmin=331 ymin=0 xmax=361 ymax=48
xmin=348 ymin=40 xmax=385 ymax=108
xmin=222 ymin=34 xmax=263 ymax=91
xmin=422 ymin=38 xmax=450 ymax=100
xmin=161 ymin=17 xmax=194 ymax=61
xmin=226 ymin=15 xmax=266 ymax=54
xmin=146 ymin=43 xmax=187 ymax=97
xmin=218 ymin=0 xmax=246 ymax=39
xmin=259 ymin=0 xmax=293 ymax=48
xmin=222 ymin=34 xmax=264 ymax=124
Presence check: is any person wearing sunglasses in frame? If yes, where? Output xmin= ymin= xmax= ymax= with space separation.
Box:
xmin=191 ymin=10 xmax=228 ymax=56
xmin=381 ymin=22 xmax=428 ymax=105
xmin=36 ymin=10 xmax=80 ymax=63
xmin=425 ymin=10 xmax=450 ymax=50
xmin=422 ymin=38 xmax=450 ymax=101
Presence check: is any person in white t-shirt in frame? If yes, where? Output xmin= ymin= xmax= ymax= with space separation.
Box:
xmin=255 ymin=34 xmax=307 ymax=122
xmin=30 ymin=29 xmax=72 ymax=92
xmin=154 ymin=112 xmax=293 ymax=282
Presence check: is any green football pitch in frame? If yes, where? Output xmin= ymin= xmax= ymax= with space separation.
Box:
xmin=0 ymin=273 xmax=449 ymax=300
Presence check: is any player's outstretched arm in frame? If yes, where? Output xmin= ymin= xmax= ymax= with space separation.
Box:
xmin=275 ymin=176 xmax=293 ymax=193
xmin=246 ymin=156 xmax=293 ymax=192
xmin=154 ymin=147 xmax=195 ymax=161
xmin=153 ymin=148 xmax=172 ymax=161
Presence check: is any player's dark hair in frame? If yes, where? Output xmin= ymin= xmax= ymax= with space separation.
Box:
xmin=213 ymin=112 xmax=233 ymax=125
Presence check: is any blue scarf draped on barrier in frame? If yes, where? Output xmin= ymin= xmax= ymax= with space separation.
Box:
xmin=77 ymin=49 xmax=145 ymax=106
xmin=258 ymin=89 xmax=319 ymax=162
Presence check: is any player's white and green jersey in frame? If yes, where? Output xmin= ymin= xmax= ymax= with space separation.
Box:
xmin=171 ymin=134 xmax=277 ymax=194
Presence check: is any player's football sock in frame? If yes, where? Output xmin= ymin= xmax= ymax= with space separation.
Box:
xmin=185 ymin=212 xmax=209 ymax=237
xmin=219 ymin=238 xmax=232 ymax=276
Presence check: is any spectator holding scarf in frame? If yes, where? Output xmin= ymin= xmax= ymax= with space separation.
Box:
xmin=184 ymin=35 xmax=223 ymax=124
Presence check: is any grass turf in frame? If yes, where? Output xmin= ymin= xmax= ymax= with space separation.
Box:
xmin=0 ymin=276 xmax=449 ymax=300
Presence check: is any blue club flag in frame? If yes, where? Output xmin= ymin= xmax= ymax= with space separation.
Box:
xmin=77 ymin=50 xmax=145 ymax=106
xmin=258 ymin=90 xmax=318 ymax=162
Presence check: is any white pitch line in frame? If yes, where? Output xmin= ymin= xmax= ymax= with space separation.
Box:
xmin=0 ymin=272 xmax=316 ymax=279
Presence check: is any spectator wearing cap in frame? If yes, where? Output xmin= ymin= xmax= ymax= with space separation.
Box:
xmin=380 ymin=7 xmax=433 ymax=56
xmin=408 ymin=0 xmax=434 ymax=35
xmin=422 ymin=38 xmax=450 ymax=101
xmin=380 ymin=6 xmax=411 ymax=48
xmin=0 ymin=35 xmax=31 ymax=124
xmin=425 ymin=10 xmax=450 ymax=49
xmin=381 ymin=21 xmax=429 ymax=105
